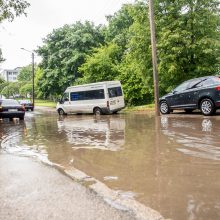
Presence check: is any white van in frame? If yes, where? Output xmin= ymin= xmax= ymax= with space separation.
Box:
xmin=56 ymin=81 xmax=125 ymax=115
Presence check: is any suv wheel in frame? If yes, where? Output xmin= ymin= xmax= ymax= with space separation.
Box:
xmin=160 ymin=101 xmax=170 ymax=114
xmin=200 ymin=99 xmax=216 ymax=116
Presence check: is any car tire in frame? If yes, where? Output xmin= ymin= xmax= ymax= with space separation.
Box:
xmin=200 ymin=98 xmax=216 ymax=116
xmin=94 ymin=107 xmax=102 ymax=116
xmin=160 ymin=101 xmax=170 ymax=114
xmin=58 ymin=108 xmax=66 ymax=116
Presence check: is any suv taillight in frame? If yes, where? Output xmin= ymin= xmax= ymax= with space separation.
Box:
xmin=216 ymin=86 xmax=220 ymax=91
xmin=107 ymin=101 xmax=109 ymax=108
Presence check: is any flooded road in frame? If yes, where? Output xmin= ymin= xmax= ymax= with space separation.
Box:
xmin=1 ymin=111 xmax=220 ymax=220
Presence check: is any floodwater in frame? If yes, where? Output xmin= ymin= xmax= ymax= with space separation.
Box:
xmin=1 ymin=111 xmax=220 ymax=220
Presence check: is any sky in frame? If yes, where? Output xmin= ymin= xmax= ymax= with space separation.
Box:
xmin=0 ymin=0 xmax=134 ymax=70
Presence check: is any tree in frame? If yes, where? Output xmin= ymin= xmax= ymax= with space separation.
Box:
xmin=0 ymin=49 xmax=5 ymax=63
xmin=156 ymin=0 xmax=220 ymax=93
xmin=0 ymin=0 xmax=30 ymax=22
xmin=19 ymin=83 xmax=32 ymax=98
xmin=79 ymin=43 xmax=122 ymax=83
xmin=17 ymin=64 xmax=32 ymax=81
xmin=37 ymin=21 xmax=104 ymax=98
xmin=1 ymin=82 xmax=20 ymax=98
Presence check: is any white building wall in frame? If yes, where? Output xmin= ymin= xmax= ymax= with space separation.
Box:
xmin=0 ymin=68 xmax=21 ymax=82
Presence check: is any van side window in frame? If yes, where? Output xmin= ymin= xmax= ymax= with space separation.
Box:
xmin=70 ymin=89 xmax=105 ymax=101
xmin=108 ymin=87 xmax=122 ymax=98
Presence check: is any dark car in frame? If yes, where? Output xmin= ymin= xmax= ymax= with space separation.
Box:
xmin=18 ymin=100 xmax=34 ymax=111
xmin=0 ymin=99 xmax=25 ymax=120
xmin=159 ymin=76 xmax=220 ymax=116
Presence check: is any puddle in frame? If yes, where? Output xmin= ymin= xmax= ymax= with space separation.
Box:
xmin=1 ymin=112 xmax=220 ymax=220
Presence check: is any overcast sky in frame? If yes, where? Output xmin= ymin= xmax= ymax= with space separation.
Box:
xmin=0 ymin=0 xmax=134 ymax=70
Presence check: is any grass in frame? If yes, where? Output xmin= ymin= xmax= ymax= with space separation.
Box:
xmin=35 ymin=99 xmax=56 ymax=108
xmin=34 ymin=99 xmax=155 ymax=111
xmin=122 ymin=104 xmax=155 ymax=112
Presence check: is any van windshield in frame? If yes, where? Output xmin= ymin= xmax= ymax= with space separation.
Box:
xmin=108 ymin=87 xmax=122 ymax=98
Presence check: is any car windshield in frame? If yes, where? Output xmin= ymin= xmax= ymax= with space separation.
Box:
xmin=1 ymin=99 xmax=20 ymax=106
xmin=173 ymin=81 xmax=189 ymax=92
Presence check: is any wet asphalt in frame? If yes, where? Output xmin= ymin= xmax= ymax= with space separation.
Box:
xmin=0 ymin=154 xmax=136 ymax=220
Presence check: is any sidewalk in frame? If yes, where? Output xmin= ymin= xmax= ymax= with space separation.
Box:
xmin=0 ymin=154 xmax=134 ymax=220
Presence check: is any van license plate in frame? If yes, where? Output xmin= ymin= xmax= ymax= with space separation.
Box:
xmin=110 ymin=100 xmax=116 ymax=105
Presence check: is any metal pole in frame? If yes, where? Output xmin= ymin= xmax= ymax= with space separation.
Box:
xmin=21 ymin=48 xmax=35 ymax=110
xmin=149 ymin=0 xmax=160 ymax=116
xmin=32 ymin=52 xmax=35 ymax=110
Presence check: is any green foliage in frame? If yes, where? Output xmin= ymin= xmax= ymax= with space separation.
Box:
xmin=0 ymin=76 xmax=5 ymax=84
xmin=0 ymin=0 xmax=30 ymax=22
xmin=156 ymin=0 xmax=220 ymax=93
xmin=79 ymin=43 xmax=122 ymax=83
xmin=1 ymin=82 xmax=21 ymax=98
xmin=119 ymin=1 xmax=153 ymax=105
xmin=17 ymin=64 xmax=33 ymax=81
xmin=0 ymin=48 xmax=5 ymax=63
xmin=19 ymin=83 xmax=32 ymax=97
xmin=34 ymin=67 xmax=43 ymax=98
xmin=105 ymin=4 xmax=134 ymax=48
xmin=37 ymin=21 xmax=104 ymax=98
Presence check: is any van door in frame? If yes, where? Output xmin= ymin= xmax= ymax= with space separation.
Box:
xmin=60 ymin=92 xmax=72 ymax=113
xmin=107 ymin=86 xmax=125 ymax=111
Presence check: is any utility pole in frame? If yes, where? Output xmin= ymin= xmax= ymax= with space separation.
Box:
xmin=21 ymin=48 xmax=35 ymax=110
xmin=32 ymin=52 xmax=35 ymax=110
xmin=148 ymin=0 xmax=160 ymax=116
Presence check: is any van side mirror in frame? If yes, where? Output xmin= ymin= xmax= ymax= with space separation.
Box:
xmin=64 ymin=98 xmax=69 ymax=102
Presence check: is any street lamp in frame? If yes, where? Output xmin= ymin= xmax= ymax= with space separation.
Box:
xmin=21 ymin=48 xmax=35 ymax=110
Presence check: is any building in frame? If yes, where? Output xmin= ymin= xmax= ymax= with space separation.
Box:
xmin=0 ymin=67 xmax=21 ymax=82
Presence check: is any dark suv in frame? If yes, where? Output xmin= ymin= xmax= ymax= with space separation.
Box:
xmin=160 ymin=76 xmax=220 ymax=115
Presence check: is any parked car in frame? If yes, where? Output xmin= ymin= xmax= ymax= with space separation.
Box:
xmin=0 ymin=99 xmax=25 ymax=120
xmin=18 ymin=100 xmax=34 ymax=111
xmin=159 ymin=76 xmax=220 ymax=115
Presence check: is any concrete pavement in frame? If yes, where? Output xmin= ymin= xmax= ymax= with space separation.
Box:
xmin=0 ymin=153 xmax=134 ymax=220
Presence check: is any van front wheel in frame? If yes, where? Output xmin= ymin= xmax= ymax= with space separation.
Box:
xmin=58 ymin=108 xmax=66 ymax=116
xmin=94 ymin=107 xmax=102 ymax=116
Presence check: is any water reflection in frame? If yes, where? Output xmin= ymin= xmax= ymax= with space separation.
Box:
xmin=160 ymin=116 xmax=220 ymax=160
xmin=1 ymin=113 xmax=220 ymax=220
xmin=57 ymin=116 xmax=125 ymax=151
